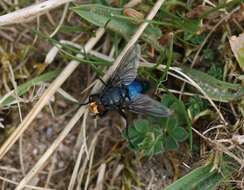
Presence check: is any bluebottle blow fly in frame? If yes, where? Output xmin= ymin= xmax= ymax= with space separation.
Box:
xmin=82 ymin=44 xmax=172 ymax=134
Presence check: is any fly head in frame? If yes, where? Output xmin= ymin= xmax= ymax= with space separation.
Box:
xmin=88 ymin=94 xmax=105 ymax=115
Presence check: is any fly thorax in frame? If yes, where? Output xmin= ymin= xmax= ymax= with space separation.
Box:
xmin=101 ymin=87 xmax=126 ymax=106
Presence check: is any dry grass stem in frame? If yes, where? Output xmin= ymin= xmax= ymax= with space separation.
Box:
xmin=95 ymin=164 xmax=106 ymax=190
xmin=0 ymin=176 xmax=54 ymax=190
xmin=72 ymin=110 xmax=89 ymax=152
xmin=74 ymin=129 xmax=105 ymax=190
xmin=84 ymin=129 xmax=104 ymax=190
xmin=44 ymin=154 xmax=57 ymax=189
xmin=49 ymin=2 xmax=70 ymax=38
xmin=146 ymin=170 xmax=155 ymax=190
xmin=68 ymin=110 xmax=88 ymax=190
xmin=68 ymin=144 xmax=86 ymax=190
xmin=158 ymin=88 xmax=205 ymax=99
xmin=111 ymin=164 xmax=124 ymax=186
xmin=0 ymin=0 xmax=74 ymax=26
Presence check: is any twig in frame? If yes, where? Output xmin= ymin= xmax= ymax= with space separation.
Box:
xmin=0 ymin=0 xmax=74 ymax=26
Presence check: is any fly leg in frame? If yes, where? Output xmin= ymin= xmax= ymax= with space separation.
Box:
xmin=97 ymin=76 xmax=107 ymax=87
xmin=117 ymin=109 xmax=128 ymax=132
xmin=118 ymin=109 xmax=134 ymax=146
xmin=91 ymin=110 xmax=107 ymax=119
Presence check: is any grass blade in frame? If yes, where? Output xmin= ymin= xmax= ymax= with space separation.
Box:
xmin=0 ymin=70 xmax=60 ymax=107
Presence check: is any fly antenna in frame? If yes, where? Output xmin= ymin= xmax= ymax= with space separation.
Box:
xmin=79 ymin=102 xmax=89 ymax=106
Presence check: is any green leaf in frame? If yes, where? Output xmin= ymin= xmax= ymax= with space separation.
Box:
xmin=181 ymin=66 xmax=244 ymax=102
xmin=71 ymin=4 xmax=163 ymax=50
xmin=203 ymin=49 xmax=215 ymax=62
xmin=163 ymin=162 xmax=233 ymax=190
xmin=170 ymin=127 xmax=188 ymax=142
xmin=151 ymin=136 xmax=165 ymax=154
xmin=125 ymin=119 xmax=165 ymax=156
xmin=207 ymin=64 xmax=223 ymax=80
xmin=162 ymin=94 xmax=192 ymax=149
xmin=0 ymin=70 xmax=60 ymax=108
xmin=186 ymin=96 xmax=208 ymax=119
xmin=164 ymin=136 xmax=178 ymax=150
xmin=183 ymin=32 xmax=206 ymax=46
xmin=134 ymin=119 xmax=150 ymax=134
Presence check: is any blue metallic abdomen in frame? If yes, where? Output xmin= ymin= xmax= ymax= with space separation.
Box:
xmin=127 ymin=80 xmax=148 ymax=99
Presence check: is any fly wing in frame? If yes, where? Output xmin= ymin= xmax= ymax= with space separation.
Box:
xmin=127 ymin=94 xmax=172 ymax=117
xmin=109 ymin=44 xmax=141 ymax=86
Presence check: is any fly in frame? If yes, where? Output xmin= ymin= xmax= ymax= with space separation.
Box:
xmin=82 ymin=44 xmax=172 ymax=135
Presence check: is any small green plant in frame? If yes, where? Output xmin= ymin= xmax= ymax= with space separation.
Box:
xmin=207 ymin=64 xmax=223 ymax=80
xmin=186 ymin=96 xmax=208 ymax=119
xmin=203 ymin=48 xmax=215 ymax=62
xmin=183 ymin=32 xmax=206 ymax=45
xmin=124 ymin=94 xmax=191 ymax=156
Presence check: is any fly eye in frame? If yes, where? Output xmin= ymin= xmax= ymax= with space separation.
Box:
xmin=89 ymin=96 xmax=94 ymax=102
